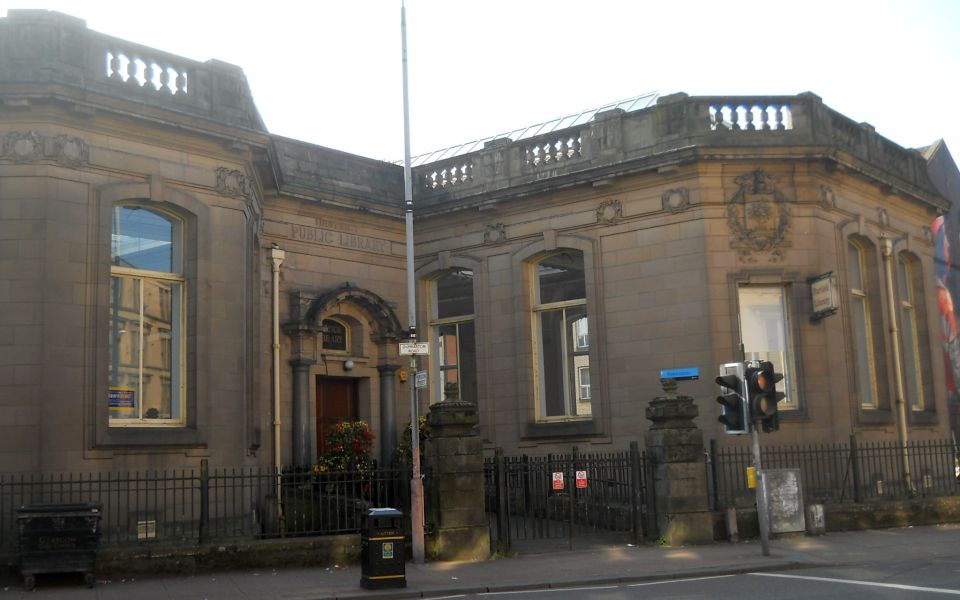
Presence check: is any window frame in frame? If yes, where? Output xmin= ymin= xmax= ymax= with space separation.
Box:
xmin=848 ymin=239 xmax=880 ymax=409
xmin=897 ymin=253 xmax=927 ymax=412
xmin=429 ymin=268 xmax=477 ymax=404
xmin=532 ymin=251 xmax=592 ymax=422
xmin=109 ymin=204 xmax=187 ymax=427
xmin=736 ymin=283 xmax=799 ymax=411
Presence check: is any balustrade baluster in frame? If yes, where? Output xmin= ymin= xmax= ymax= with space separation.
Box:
xmin=109 ymin=53 xmax=121 ymax=79
xmin=126 ymin=57 xmax=138 ymax=86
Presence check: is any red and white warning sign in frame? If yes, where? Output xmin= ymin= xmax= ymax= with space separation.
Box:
xmin=552 ymin=471 xmax=564 ymax=490
xmin=575 ymin=470 xmax=588 ymax=489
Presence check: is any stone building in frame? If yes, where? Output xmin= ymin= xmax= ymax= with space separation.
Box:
xmin=1 ymin=10 xmax=957 ymax=474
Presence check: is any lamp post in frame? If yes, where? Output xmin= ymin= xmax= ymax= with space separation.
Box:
xmin=400 ymin=0 xmax=425 ymax=564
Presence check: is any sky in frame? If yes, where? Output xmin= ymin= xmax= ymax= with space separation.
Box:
xmin=2 ymin=1 xmax=959 ymax=165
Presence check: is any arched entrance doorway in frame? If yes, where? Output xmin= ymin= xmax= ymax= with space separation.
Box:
xmin=284 ymin=285 xmax=404 ymax=466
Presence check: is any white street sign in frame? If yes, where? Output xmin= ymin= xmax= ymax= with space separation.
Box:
xmin=399 ymin=342 xmax=430 ymax=355
xmin=415 ymin=371 xmax=428 ymax=389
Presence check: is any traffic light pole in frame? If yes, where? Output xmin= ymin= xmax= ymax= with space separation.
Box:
xmin=751 ymin=424 xmax=770 ymax=557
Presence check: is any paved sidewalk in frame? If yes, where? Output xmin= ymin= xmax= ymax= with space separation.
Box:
xmin=2 ymin=524 xmax=958 ymax=599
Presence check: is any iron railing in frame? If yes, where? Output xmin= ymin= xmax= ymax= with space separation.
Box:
xmin=484 ymin=442 xmax=652 ymax=552
xmin=711 ymin=436 xmax=960 ymax=508
xmin=0 ymin=463 xmax=407 ymax=552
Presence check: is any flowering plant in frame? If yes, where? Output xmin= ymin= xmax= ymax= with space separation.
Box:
xmin=393 ymin=415 xmax=430 ymax=465
xmin=313 ymin=420 xmax=375 ymax=474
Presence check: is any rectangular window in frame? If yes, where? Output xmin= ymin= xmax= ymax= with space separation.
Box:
xmin=430 ymin=269 xmax=477 ymax=404
xmin=848 ymin=241 xmax=878 ymax=408
xmin=898 ymin=257 xmax=924 ymax=410
xmin=534 ymin=250 xmax=592 ymax=421
xmin=737 ymin=285 xmax=798 ymax=410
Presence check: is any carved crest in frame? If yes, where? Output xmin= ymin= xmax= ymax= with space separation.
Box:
xmin=726 ymin=170 xmax=791 ymax=262
xmin=3 ymin=131 xmax=44 ymax=162
xmin=215 ymin=167 xmax=253 ymax=198
xmin=53 ymin=135 xmax=89 ymax=167
xmin=596 ymin=198 xmax=622 ymax=223
xmin=483 ymin=223 xmax=506 ymax=244
xmin=661 ymin=188 xmax=690 ymax=214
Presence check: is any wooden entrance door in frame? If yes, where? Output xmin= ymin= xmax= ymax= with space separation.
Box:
xmin=316 ymin=377 xmax=358 ymax=456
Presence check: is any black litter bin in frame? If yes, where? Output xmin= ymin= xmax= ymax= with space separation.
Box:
xmin=16 ymin=502 xmax=102 ymax=590
xmin=360 ymin=507 xmax=406 ymax=589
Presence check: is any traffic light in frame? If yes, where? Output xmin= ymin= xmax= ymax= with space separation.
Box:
xmin=715 ymin=362 xmax=748 ymax=434
xmin=747 ymin=360 xmax=785 ymax=433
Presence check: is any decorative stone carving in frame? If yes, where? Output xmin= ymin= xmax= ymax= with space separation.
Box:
xmin=817 ymin=184 xmax=835 ymax=210
xmin=53 ymin=134 xmax=89 ymax=167
xmin=726 ymin=170 xmax=791 ymax=262
xmin=661 ymin=188 xmax=690 ymax=214
xmin=215 ymin=167 xmax=253 ymax=198
xmin=483 ymin=223 xmax=506 ymax=244
xmin=877 ymin=208 xmax=889 ymax=227
xmin=596 ymin=198 xmax=622 ymax=223
xmin=922 ymin=226 xmax=934 ymax=244
xmin=3 ymin=131 xmax=44 ymax=162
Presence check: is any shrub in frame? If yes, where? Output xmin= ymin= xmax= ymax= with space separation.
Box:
xmin=314 ymin=420 xmax=375 ymax=474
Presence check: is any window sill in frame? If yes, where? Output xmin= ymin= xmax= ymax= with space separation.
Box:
xmin=909 ymin=410 xmax=938 ymax=426
xmin=523 ymin=419 xmax=601 ymax=440
xmin=858 ymin=408 xmax=895 ymax=426
xmin=98 ymin=427 xmax=205 ymax=448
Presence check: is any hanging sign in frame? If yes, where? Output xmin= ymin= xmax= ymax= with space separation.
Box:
xmin=552 ymin=472 xmax=564 ymax=490
xmin=414 ymin=371 xmax=428 ymax=389
xmin=809 ymin=272 xmax=838 ymax=320
xmin=575 ymin=470 xmax=588 ymax=489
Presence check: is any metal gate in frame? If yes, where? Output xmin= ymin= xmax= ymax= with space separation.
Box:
xmin=483 ymin=442 xmax=653 ymax=553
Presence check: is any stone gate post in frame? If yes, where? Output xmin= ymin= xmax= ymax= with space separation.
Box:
xmin=645 ymin=379 xmax=714 ymax=545
xmin=424 ymin=400 xmax=490 ymax=561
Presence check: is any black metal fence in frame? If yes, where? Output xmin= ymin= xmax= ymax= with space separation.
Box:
xmin=711 ymin=436 xmax=960 ymax=508
xmin=0 ymin=463 xmax=407 ymax=552
xmin=484 ymin=442 xmax=652 ymax=552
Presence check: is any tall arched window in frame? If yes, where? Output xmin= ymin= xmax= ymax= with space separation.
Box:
xmin=898 ymin=252 xmax=930 ymax=410
xmin=533 ymin=251 xmax=591 ymax=420
xmin=109 ymin=204 xmax=185 ymax=425
xmin=848 ymin=239 xmax=879 ymax=409
xmin=430 ymin=269 xmax=477 ymax=404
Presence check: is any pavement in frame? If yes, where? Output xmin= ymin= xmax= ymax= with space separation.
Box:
xmin=2 ymin=524 xmax=959 ymax=599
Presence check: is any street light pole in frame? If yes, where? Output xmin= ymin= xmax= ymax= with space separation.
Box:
xmin=400 ymin=0 xmax=425 ymax=564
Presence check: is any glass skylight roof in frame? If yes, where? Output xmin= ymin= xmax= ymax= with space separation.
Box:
xmin=409 ymin=91 xmax=658 ymax=167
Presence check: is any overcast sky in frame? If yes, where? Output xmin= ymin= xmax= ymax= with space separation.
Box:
xmin=3 ymin=1 xmax=959 ymax=165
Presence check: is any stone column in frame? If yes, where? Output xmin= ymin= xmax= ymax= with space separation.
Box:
xmin=645 ymin=379 xmax=714 ymax=545
xmin=424 ymin=400 xmax=489 ymax=561
xmin=290 ymin=357 xmax=315 ymax=467
xmin=377 ymin=364 xmax=400 ymax=466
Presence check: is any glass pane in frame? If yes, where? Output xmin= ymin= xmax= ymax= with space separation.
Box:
xmin=438 ymin=323 xmax=460 ymax=401
xmin=112 ymin=206 xmax=178 ymax=272
xmin=109 ymin=276 xmax=141 ymax=419
xmin=142 ymin=279 xmax=176 ymax=419
xmin=847 ymin=242 xmax=863 ymax=291
xmin=458 ymin=321 xmax=477 ymax=405
xmin=901 ymin=306 xmax=923 ymax=409
xmin=567 ymin=307 xmax=591 ymax=416
xmin=851 ymin=295 xmax=876 ymax=407
xmin=322 ymin=319 xmax=348 ymax=351
xmin=538 ymin=251 xmax=585 ymax=304
xmin=436 ymin=269 xmax=474 ymax=319
xmin=738 ymin=286 xmax=797 ymax=408
xmin=539 ymin=309 xmax=566 ymax=417
xmin=897 ymin=258 xmax=911 ymax=303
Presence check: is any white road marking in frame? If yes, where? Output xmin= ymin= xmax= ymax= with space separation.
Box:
xmin=627 ymin=575 xmax=735 ymax=587
xmin=479 ymin=585 xmax=618 ymax=596
xmin=750 ymin=572 xmax=960 ymax=595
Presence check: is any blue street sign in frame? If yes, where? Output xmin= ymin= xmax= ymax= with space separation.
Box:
xmin=659 ymin=367 xmax=700 ymax=381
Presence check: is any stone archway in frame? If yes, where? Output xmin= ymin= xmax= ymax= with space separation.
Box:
xmin=283 ymin=285 xmax=405 ymax=466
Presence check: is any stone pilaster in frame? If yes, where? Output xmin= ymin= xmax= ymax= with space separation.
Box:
xmin=290 ymin=357 xmax=316 ymax=467
xmin=424 ymin=400 xmax=490 ymax=561
xmin=377 ymin=364 xmax=399 ymax=466
xmin=645 ymin=379 xmax=714 ymax=545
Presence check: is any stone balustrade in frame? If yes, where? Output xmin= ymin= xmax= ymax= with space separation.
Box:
xmin=410 ymin=92 xmax=944 ymax=211
xmin=0 ymin=10 xmax=265 ymax=132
